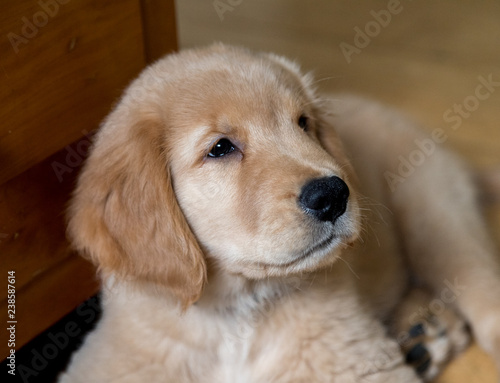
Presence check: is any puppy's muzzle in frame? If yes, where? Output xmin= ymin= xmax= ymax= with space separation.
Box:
xmin=299 ymin=176 xmax=349 ymax=223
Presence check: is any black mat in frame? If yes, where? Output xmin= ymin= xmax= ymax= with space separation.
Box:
xmin=2 ymin=295 xmax=102 ymax=383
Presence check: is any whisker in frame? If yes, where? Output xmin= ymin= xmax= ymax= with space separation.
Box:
xmin=338 ymin=256 xmax=360 ymax=280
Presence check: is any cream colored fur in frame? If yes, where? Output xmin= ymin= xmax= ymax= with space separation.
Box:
xmin=58 ymin=44 xmax=500 ymax=383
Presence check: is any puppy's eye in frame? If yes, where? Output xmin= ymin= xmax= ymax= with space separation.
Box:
xmin=298 ymin=115 xmax=309 ymax=131
xmin=208 ymin=138 xmax=235 ymax=158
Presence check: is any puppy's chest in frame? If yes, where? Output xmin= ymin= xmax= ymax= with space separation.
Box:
xmin=192 ymin=289 xmax=352 ymax=383
xmin=182 ymin=300 xmax=276 ymax=382
xmin=201 ymin=308 xmax=289 ymax=382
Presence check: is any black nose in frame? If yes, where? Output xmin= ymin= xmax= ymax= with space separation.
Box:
xmin=299 ymin=176 xmax=349 ymax=223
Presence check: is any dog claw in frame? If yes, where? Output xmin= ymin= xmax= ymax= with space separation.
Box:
xmin=415 ymin=357 xmax=432 ymax=376
xmin=406 ymin=342 xmax=432 ymax=375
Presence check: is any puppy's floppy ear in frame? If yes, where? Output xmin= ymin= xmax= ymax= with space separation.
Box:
xmin=67 ymin=109 xmax=206 ymax=308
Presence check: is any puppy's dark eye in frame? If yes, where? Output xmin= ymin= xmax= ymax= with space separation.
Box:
xmin=298 ymin=115 xmax=309 ymax=131
xmin=208 ymin=138 xmax=235 ymax=158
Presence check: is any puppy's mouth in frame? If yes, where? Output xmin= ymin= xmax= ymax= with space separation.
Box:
xmin=292 ymin=232 xmax=338 ymax=264
xmin=271 ymin=231 xmax=339 ymax=269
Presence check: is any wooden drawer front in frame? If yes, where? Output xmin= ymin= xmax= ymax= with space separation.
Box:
xmin=0 ymin=0 xmax=146 ymax=184
xmin=0 ymin=139 xmax=100 ymax=360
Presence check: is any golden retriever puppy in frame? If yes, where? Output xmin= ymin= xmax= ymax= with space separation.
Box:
xmin=58 ymin=44 xmax=500 ymax=382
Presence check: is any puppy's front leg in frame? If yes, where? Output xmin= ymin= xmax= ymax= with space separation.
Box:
xmin=248 ymin=285 xmax=422 ymax=383
xmin=325 ymin=316 xmax=423 ymax=383
xmin=329 ymin=336 xmax=422 ymax=383
xmin=389 ymin=144 xmax=500 ymax=371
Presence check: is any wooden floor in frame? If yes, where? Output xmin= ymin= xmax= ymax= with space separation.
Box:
xmin=175 ymin=1 xmax=500 ymax=381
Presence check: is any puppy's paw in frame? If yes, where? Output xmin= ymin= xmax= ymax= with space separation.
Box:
xmin=391 ymin=289 xmax=471 ymax=381
xmin=401 ymin=312 xmax=470 ymax=381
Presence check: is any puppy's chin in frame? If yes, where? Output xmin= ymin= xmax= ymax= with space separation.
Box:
xmin=221 ymin=239 xmax=354 ymax=280
xmin=207 ymin=207 xmax=362 ymax=280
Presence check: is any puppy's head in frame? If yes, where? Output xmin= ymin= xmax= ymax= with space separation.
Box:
xmin=68 ymin=44 xmax=361 ymax=307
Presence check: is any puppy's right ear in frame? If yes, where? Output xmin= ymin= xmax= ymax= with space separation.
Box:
xmin=67 ymin=110 xmax=206 ymax=308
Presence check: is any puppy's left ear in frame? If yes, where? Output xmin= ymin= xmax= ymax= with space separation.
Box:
xmin=67 ymin=110 xmax=207 ymax=308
